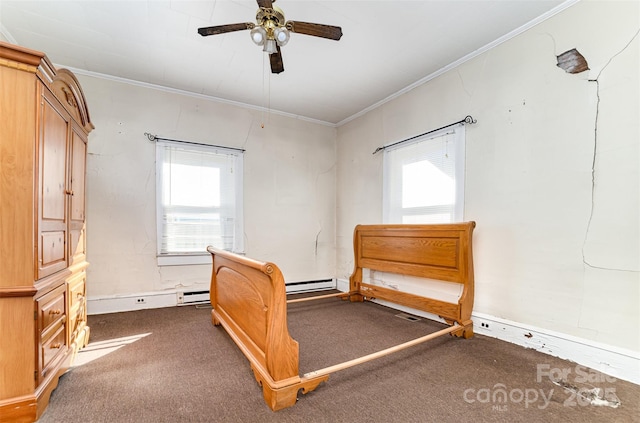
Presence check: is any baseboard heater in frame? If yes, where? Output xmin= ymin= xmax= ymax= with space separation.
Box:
xmin=177 ymin=290 xmax=210 ymax=306
xmin=285 ymin=279 xmax=335 ymax=294
xmin=177 ymin=279 xmax=335 ymax=306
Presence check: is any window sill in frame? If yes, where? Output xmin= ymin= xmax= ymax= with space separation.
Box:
xmin=157 ymin=254 xmax=211 ymax=266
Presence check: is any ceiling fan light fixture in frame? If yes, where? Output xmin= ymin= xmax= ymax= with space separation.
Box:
xmin=263 ymin=38 xmax=277 ymax=54
xmin=250 ymin=26 xmax=267 ymax=45
xmin=274 ymin=27 xmax=290 ymax=46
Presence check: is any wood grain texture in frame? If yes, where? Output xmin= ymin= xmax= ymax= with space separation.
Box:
xmin=209 ymin=248 xmax=299 ymax=383
xmin=37 ymin=87 xmax=69 ymax=279
xmin=0 ymin=60 xmax=36 ymax=287
xmin=0 ymin=41 xmax=93 ymax=423
xmin=206 ymin=222 xmax=476 ymax=411
xmin=350 ymin=222 xmax=476 ymax=336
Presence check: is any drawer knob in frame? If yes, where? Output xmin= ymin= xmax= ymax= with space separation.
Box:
xmin=49 ymin=309 xmax=62 ymax=315
xmin=51 ymin=343 xmax=62 ymax=349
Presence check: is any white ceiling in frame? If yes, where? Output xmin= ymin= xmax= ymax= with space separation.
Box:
xmin=0 ymin=0 xmax=573 ymax=126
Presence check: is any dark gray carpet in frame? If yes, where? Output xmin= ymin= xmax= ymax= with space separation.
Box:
xmin=38 ymin=296 xmax=639 ymax=422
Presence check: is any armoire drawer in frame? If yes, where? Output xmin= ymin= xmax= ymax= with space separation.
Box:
xmin=68 ymin=273 xmax=86 ymax=310
xmin=37 ymin=284 xmax=66 ymax=334
xmin=41 ymin=322 xmax=66 ymax=377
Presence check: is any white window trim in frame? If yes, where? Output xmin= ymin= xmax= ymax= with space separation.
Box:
xmin=155 ymin=140 xmax=244 ymax=266
xmin=157 ymin=254 xmax=211 ymax=266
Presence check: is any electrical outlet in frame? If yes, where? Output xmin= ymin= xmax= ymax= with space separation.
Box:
xmin=135 ymin=298 xmax=146 ymax=304
xmin=480 ymin=322 xmax=491 ymax=330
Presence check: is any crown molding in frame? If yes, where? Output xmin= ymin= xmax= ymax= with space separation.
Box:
xmin=63 ymin=66 xmax=337 ymax=128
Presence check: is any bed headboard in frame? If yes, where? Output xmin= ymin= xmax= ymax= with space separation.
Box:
xmin=349 ymin=221 xmax=476 ymax=337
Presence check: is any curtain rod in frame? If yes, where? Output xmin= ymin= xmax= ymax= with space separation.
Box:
xmin=372 ymin=115 xmax=477 ymax=155
xmin=144 ymin=133 xmax=246 ymax=153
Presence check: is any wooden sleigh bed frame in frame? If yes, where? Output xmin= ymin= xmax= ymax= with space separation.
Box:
xmin=207 ymin=221 xmax=476 ymax=411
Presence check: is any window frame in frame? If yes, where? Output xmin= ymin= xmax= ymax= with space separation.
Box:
xmin=155 ymin=140 xmax=244 ymax=266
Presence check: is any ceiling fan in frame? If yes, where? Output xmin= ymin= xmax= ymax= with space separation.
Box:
xmin=198 ymin=0 xmax=343 ymax=74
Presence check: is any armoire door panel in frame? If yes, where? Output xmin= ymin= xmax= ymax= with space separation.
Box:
xmin=69 ymin=128 xmax=87 ymax=263
xmin=40 ymin=97 xmax=68 ymax=222
xmin=38 ymin=87 xmax=69 ymax=279
xmin=69 ymin=226 xmax=86 ymax=263
xmin=70 ymin=130 xmax=86 ymax=222
xmin=40 ymin=231 xmax=66 ymax=270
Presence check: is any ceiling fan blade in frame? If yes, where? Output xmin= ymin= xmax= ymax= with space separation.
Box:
xmin=269 ymin=46 xmax=284 ymax=74
xmin=256 ymin=0 xmax=273 ymax=8
xmin=286 ymin=21 xmax=343 ymax=41
xmin=198 ymin=23 xmax=254 ymax=37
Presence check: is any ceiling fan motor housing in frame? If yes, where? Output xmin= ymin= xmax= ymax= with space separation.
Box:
xmin=256 ymin=6 xmax=285 ymax=33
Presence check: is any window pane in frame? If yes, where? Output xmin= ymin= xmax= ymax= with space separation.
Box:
xmin=402 ymin=160 xmax=454 ymax=208
xmin=164 ymin=164 xmax=219 ymax=207
xmin=164 ymin=210 xmax=222 ymax=252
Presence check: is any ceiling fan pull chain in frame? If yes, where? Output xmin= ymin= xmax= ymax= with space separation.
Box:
xmin=261 ymin=53 xmax=266 ymax=128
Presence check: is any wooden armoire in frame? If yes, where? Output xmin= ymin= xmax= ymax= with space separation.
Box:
xmin=0 ymin=41 xmax=94 ymax=422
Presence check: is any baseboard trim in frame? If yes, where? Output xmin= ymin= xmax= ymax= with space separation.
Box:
xmin=87 ymin=291 xmax=178 ymax=315
xmin=335 ymin=279 xmax=639 ymax=385
xmin=471 ymin=311 xmax=639 ymax=386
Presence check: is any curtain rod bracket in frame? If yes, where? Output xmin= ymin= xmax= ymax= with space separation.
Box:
xmin=145 ymin=132 xmax=157 ymax=142
xmin=372 ymin=115 xmax=477 ymax=154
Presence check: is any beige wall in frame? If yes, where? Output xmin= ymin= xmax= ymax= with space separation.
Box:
xmin=336 ymin=1 xmax=639 ymax=352
xmin=79 ymin=76 xmax=336 ymax=298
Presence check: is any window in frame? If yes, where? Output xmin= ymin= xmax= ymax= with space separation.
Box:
xmin=156 ymin=140 xmax=243 ymax=265
xmin=383 ymin=125 xmax=465 ymax=224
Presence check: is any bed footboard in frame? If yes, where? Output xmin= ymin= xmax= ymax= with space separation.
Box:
xmin=207 ymin=247 xmax=329 ymax=411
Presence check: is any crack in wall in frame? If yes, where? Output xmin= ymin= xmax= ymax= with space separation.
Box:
xmin=314 ymin=229 xmax=321 ymax=256
xmin=457 ymin=70 xmax=472 ymax=98
xmin=581 ymin=28 xmax=640 ymax=272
